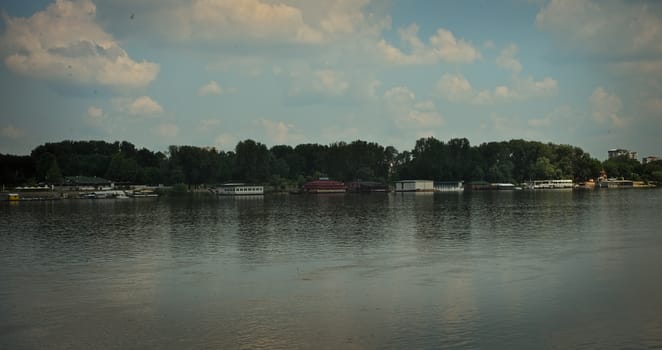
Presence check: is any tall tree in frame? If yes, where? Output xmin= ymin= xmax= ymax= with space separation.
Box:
xmin=234 ymin=139 xmax=270 ymax=183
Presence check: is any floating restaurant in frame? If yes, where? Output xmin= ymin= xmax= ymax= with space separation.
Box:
xmin=525 ymin=179 xmax=574 ymax=189
xmin=302 ymin=178 xmax=346 ymax=193
xmin=216 ymin=183 xmax=264 ymax=195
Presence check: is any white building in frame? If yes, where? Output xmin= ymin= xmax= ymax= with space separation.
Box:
xmin=394 ymin=180 xmax=434 ymax=192
xmin=217 ymin=183 xmax=264 ymax=195
xmin=608 ymin=148 xmax=637 ymax=160
xmin=526 ymin=179 xmax=574 ymax=189
xmin=642 ymin=156 xmax=659 ymax=164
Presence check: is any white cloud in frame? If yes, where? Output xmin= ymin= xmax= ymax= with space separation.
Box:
xmin=1 ymin=124 xmax=25 ymax=139
xmin=116 ymin=96 xmax=163 ymax=116
xmin=316 ymin=0 xmax=373 ymax=36
xmin=384 ymin=86 xmax=444 ymax=128
xmin=97 ymin=0 xmax=368 ymax=46
xmin=528 ymin=106 xmax=573 ymax=128
xmin=198 ymin=119 xmax=221 ymax=131
xmin=536 ymin=0 xmax=662 ymax=121
xmin=287 ymin=67 xmax=353 ymax=99
xmin=206 ymin=56 xmax=269 ymax=76
xmin=153 ymin=123 xmax=179 ymax=137
xmin=257 ymin=119 xmax=304 ymax=144
xmin=197 ymin=80 xmax=235 ymax=96
xmin=215 ymin=133 xmax=237 ymax=151
xmin=98 ymin=0 xmax=386 ymax=46
xmin=474 ymin=76 xmax=557 ymax=104
xmin=437 ymin=73 xmax=557 ymax=104
xmin=384 ymin=86 xmax=415 ymax=105
xmin=646 ymin=97 xmax=662 ymax=115
xmin=0 ymin=0 xmax=159 ymax=88
xmin=496 ymin=44 xmax=523 ymax=73
xmin=437 ymin=73 xmax=474 ymax=102
xmin=86 ymin=106 xmax=105 ymax=124
xmin=514 ymin=75 xmax=558 ymax=97
xmin=321 ymin=126 xmax=360 ymax=143
xmin=590 ymin=87 xmax=626 ymax=127
xmin=378 ymin=24 xmax=480 ymax=64
xmin=536 ymin=0 xmax=662 ymax=57
xmin=313 ymin=70 xmax=350 ymax=96
xmin=177 ymin=0 xmax=322 ymax=43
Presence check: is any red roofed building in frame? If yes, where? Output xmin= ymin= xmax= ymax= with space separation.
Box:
xmin=302 ymin=179 xmax=346 ymax=193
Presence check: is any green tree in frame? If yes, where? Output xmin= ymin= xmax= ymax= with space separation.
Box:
xmin=45 ymin=159 xmax=63 ymax=184
xmin=294 ymin=143 xmax=328 ymax=177
xmin=106 ymin=153 xmax=139 ymax=182
xmin=603 ymin=156 xmax=642 ymax=179
xmin=36 ymin=152 xmax=63 ymax=184
xmin=532 ymin=156 xmax=559 ymax=179
xmin=234 ymin=139 xmax=270 ymax=182
xmin=0 ymin=154 xmax=36 ymax=185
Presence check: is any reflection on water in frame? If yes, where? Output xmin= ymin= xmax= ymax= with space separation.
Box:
xmin=1 ymin=190 xmax=661 ymax=349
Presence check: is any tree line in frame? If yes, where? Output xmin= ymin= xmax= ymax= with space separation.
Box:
xmin=2 ymin=138 xmax=661 ymax=187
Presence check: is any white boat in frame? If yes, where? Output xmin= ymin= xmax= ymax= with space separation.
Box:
xmin=216 ymin=183 xmax=264 ymax=195
xmin=130 ymin=189 xmax=159 ymax=197
xmin=85 ymin=190 xmax=130 ymax=199
xmin=493 ymin=183 xmax=516 ymax=190
xmin=526 ymin=179 xmax=574 ymax=190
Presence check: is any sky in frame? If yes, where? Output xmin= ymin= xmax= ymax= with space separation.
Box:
xmin=0 ymin=0 xmax=661 ymax=160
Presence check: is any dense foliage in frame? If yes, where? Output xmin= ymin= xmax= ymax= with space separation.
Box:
xmin=1 ymin=138 xmax=660 ymax=187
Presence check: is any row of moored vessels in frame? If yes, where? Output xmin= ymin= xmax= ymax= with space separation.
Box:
xmin=82 ymin=188 xmax=158 ymax=199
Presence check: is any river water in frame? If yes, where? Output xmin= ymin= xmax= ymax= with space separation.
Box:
xmin=1 ymin=190 xmax=661 ymax=349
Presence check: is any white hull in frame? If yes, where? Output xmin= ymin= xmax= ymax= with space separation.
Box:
xmin=216 ymin=184 xmax=264 ymax=195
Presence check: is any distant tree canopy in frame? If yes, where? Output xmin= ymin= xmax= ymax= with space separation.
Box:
xmin=0 ymin=138 xmax=658 ymax=186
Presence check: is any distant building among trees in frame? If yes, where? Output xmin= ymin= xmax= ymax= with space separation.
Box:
xmin=608 ymin=148 xmax=637 ymax=160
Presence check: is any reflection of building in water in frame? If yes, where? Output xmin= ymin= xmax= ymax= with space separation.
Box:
xmin=434 ymin=181 xmax=463 ymax=192
xmin=234 ymin=194 xmax=269 ymax=263
xmin=464 ymin=181 xmax=492 ymax=191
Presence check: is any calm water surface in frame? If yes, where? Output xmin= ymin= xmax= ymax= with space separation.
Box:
xmin=1 ymin=190 xmax=661 ymax=349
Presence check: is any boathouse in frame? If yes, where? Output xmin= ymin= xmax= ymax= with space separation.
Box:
xmin=393 ymin=180 xmax=434 ymax=192
xmin=347 ymin=181 xmax=388 ymax=193
xmin=302 ymin=179 xmax=346 ymax=193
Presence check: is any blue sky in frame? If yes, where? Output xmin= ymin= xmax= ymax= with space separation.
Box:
xmin=1 ymin=0 xmax=661 ymax=160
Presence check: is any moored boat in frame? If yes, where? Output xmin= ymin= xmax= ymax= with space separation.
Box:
xmin=525 ymin=179 xmax=574 ymax=190
xmin=130 ymin=189 xmax=159 ymax=197
xmin=216 ymin=183 xmax=264 ymax=196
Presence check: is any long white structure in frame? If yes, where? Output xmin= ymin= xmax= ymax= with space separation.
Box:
xmin=217 ymin=183 xmax=264 ymax=195
xmin=394 ymin=180 xmax=434 ymax=192
xmin=526 ymin=179 xmax=573 ymax=189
